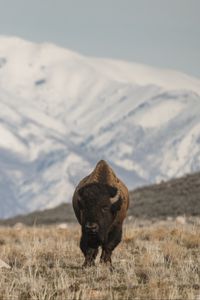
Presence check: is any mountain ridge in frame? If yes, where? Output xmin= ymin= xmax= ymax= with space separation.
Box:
xmin=0 ymin=36 xmax=200 ymax=218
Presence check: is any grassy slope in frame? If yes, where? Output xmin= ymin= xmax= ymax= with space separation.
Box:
xmin=0 ymin=222 xmax=199 ymax=300
xmin=0 ymin=203 xmax=76 ymax=226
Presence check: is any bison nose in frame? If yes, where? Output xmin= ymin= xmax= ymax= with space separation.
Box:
xmin=85 ymin=222 xmax=99 ymax=233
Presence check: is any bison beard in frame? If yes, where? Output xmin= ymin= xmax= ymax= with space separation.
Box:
xmin=78 ymin=183 xmax=123 ymax=267
xmin=72 ymin=160 xmax=129 ymax=267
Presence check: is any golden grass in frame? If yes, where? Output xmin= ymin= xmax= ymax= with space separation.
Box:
xmin=0 ymin=220 xmax=199 ymax=300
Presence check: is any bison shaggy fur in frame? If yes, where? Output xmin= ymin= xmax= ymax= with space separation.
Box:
xmin=72 ymin=160 xmax=129 ymax=267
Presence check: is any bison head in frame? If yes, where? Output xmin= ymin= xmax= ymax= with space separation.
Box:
xmin=77 ymin=182 xmax=122 ymax=243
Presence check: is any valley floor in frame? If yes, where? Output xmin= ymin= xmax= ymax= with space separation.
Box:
xmin=0 ymin=220 xmax=199 ymax=300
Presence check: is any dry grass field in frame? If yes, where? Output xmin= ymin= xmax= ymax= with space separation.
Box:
xmin=0 ymin=220 xmax=200 ymax=300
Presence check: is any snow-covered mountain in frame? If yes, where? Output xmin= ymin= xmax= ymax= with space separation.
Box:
xmin=0 ymin=36 xmax=200 ymax=219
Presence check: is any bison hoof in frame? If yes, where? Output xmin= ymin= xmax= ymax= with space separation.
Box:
xmin=100 ymin=258 xmax=112 ymax=265
xmin=100 ymin=259 xmax=114 ymax=271
xmin=82 ymin=260 xmax=95 ymax=268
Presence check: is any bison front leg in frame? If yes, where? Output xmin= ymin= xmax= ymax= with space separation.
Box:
xmin=80 ymin=234 xmax=98 ymax=267
xmin=100 ymin=249 xmax=112 ymax=264
xmin=83 ymin=248 xmax=98 ymax=267
xmin=100 ymin=225 xmax=122 ymax=265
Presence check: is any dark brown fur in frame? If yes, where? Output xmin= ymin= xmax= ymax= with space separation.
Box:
xmin=72 ymin=160 xmax=129 ymax=267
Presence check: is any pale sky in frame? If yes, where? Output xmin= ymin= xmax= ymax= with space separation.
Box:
xmin=0 ymin=0 xmax=199 ymax=77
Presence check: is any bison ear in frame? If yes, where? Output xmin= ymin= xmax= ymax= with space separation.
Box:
xmin=111 ymin=196 xmax=122 ymax=212
xmin=107 ymin=186 xmax=122 ymax=212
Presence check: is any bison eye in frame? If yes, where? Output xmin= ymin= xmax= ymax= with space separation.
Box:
xmin=101 ymin=206 xmax=109 ymax=213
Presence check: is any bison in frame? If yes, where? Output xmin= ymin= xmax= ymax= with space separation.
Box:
xmin=72 ymin=160 xmax=129 ymax=267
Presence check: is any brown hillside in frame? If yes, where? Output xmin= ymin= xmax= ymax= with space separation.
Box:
xmin=0 ymin=172 xmax=200 ymax=226
xmin=129 ymin=171 xmax=200 ymax=218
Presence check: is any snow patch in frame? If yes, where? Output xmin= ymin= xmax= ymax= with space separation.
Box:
xmin=134 ymin=101 xmax=186 ymax=128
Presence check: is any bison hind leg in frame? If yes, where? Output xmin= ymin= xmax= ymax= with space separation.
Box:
xmin=100 ymin=225 xmax=122 ymax=266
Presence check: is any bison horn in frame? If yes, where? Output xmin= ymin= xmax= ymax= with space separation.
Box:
xmin=110 ymin=190 xmax=120 ymax=204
